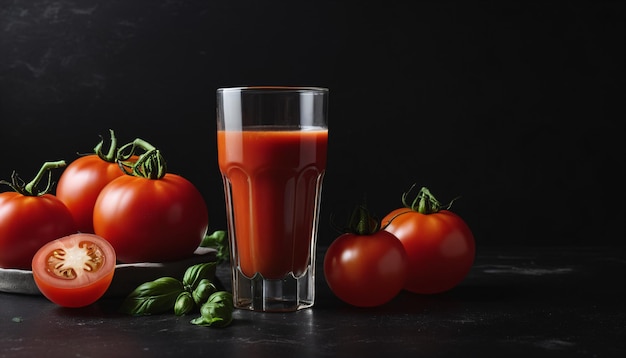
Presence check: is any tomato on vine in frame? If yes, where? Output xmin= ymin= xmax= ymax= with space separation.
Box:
xmin=56 ymin=130 xmax=132 ymax=233
xmin=381 ymin=186 xmax=475 ymax=295
xmin=93 ymin=138 xmax=209 ymax=263
xmin=0 ymin=161 xmax=77 ymax=269
xmin=324 ymin=203 xmax=408 ymax=307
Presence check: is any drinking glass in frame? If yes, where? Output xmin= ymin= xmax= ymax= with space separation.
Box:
xmin=216 ymin=86 xmax=328 ymax=312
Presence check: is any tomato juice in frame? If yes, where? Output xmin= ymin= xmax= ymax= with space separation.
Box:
xmin=217 ymin=128 xmax=327 ymax=280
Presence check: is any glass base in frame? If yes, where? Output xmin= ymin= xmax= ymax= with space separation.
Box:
xmin=231 ymin=266 xmax=315 ymax=312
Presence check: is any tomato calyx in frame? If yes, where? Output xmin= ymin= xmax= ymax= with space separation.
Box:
xmin=335 ymin=201 xmax=380 ymax=235
xmin=117 ymin=138 xmax=167 ymax=180
xmin=0 ymin=160 xmax=66 ymax=196
xmin=401 ymin=185 xmax=459 ymax=214
xmin=382 ymin=185 xmax=461 ymax=228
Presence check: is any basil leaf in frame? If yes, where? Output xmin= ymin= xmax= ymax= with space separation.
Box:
xmin=190 ymin=291 xmax=234 ymax=328
xmin=182 ymin=262 xmax=217 ymax=291
xmin=174 ymin=291 xmax=195 ymax=316
xmin=119 ymin=277 xmax=184 ymax=316
xmin=200 ymin=230 xmax=229 ymax=264
xmin=192 ymin=278 xmax=217 ymax=306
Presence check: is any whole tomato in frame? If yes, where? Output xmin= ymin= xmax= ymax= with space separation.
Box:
xmin=382 ymin=186 xmax=475 ymax=294
xmin=324 ymin=204 xmax=408 ymax=307
xmin=0 ymin=161 xmax=77 ymax=269
xmin=93 ymin=139 xmax=208 ymax=263
xmin=56 ymin=130 xmax=132 ymax=233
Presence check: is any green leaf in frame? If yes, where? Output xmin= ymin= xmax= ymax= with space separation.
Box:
xmin=174 ymin=291 xmax=195 ymax=316
xmin=190 ymin=291 xmax=234 ymax=328
xmin=200 ymin=230 xmax=229 ymax=264
xmin=190 ymin=315 xmax=228 ymax=327
xmin=192 ymin=279 xmax=217 ymax=306
xmin=119 ymin=277 xmax=184 ymax=315
xmin=182 ymin=262 xmax=217 ymax=291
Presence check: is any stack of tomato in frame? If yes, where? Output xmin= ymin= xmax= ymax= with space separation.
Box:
xmin=0 ymin=130 xmax=209 ymax=307
xmin=323 ymin=186 xmax=475 ymax=307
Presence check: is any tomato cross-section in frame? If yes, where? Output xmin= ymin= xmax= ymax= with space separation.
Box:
xmin=32 ymin=233 xmax=116 ymax=307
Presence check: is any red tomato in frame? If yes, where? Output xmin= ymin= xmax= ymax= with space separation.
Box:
xmin=93 ymin=173 xmax=209 ymax=263
xmin=56 ymin=155 xmax=127 ymax=233
xmin=1 ymin=161 xmax=77 ymax=269
xmin=32 ymin=233 xmax=116 ymax=307
xmin=324 ymin=231 xmax=408 ymax=307
xmin=381 ymin=186 xmax=475 ymax=294
xmin=56 ymin=130 xmax=134 ymax=233
xmin=323 ymin=205 xmax=408 ymax=307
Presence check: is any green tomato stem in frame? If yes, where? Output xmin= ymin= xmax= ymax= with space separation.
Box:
xmin=117 ymin=138 xmax=167 ymax=180
xmin=117 ymin=138 xmax=157 ymax=160
xmin=0 ymin=160 xmax=66 ymax=196
xmin=93 ymin=129 xmax=118 ymax=163
xmin=401 ymin=185 xmax=459 ymax=214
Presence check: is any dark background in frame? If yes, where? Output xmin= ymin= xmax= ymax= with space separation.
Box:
xmin=0 ymin=0 xmax=623 ymax=248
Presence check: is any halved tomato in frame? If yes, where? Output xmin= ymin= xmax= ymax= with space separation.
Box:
xmin=32 ymin=233 xmax=116 ymax=307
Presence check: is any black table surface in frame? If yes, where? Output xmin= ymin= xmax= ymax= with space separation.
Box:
xmin=1 ymin=245 xmax=624 ymax=358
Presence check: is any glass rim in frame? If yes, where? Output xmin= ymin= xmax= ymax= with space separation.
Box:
xmin=217 ymin=86 xmax=328 ymax=93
